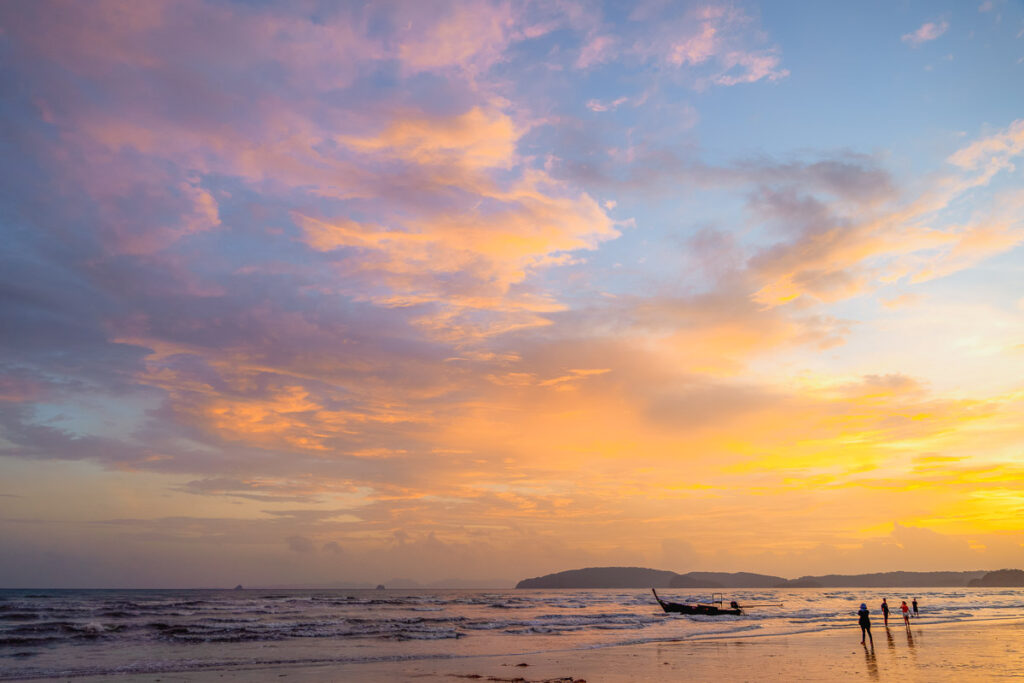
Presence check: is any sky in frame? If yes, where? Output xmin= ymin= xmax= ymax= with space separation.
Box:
xmin=1 ymin=0 xmax=1024 ymax=588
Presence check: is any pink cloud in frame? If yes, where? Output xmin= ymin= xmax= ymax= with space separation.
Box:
xmin=641 ymin=4 xmax=789 ymax=87
xmin=668 ymin=22 xmax=718 ymax=65
xmin=4 ymin=0 xmax=617 ymax=318
xmin=712 ymin=50 xmax=789 ymax=86
xmin=394 ymin=2 xmax=522 ymax=75
xmin=902 ymin=20 xmax=950 ymax=46
xmin=576 ymin=34 xmax=617 ymax=68
xmin=586 ymin=97 xmax=629 ymax=112
xmin=0 ymin=376 xmax=45 ymax=402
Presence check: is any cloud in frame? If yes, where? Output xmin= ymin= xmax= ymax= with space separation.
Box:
xmin=713 ymin=50 xmax=789 ymax=86
xmin=547 ymin=126 xmax=1015 ymax=312
xmin=743 ymin=121 xmax=1024 ymax=307
xmin=668 ymin=21 xmax=718 ymax=65
xmin=902 ymin=20 xmax=950 ymax=46
xmin=337 ymin=107 xmax=521 ymax=171
xmin=551 ymin=142 xmax=895 ymax=205
xmin=179 ymin=477 xmax=339 ymax=503
xmin=393 ymin=2 xmax=523 ymax=75
xmin=291 ymin=165 xmax=618 ymax=341
xmin=287 ymin=535 xmax=315 ymax=553
xmin=647 ymin=5 xmax=789 ymax=87
xmin=947 ymin=119 xmax=1024 ymax=177
xmin=576 ymin=34 xmax=617 ymax=69
xmin=586 ymin=97 xmax=630 ymax=112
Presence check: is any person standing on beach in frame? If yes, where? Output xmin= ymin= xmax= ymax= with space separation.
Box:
xmin=912 ymin=598 xmax=918 ymax=616
xmin=880 ymin=598 xmax=890 ymax=626
xmin=858 ymin=603 xmax=874 ymax=645
xmin=900 ymin=601 xmax=910 ymax=626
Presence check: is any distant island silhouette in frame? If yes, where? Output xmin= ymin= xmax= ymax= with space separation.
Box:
xmin=515 ymin=566 xmax=1024 ymax=589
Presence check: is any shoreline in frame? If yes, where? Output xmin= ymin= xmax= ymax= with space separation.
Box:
xmin=24 ymin=616 xmax=1024 ymax=682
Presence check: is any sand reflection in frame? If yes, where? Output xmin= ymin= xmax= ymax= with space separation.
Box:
xmin=905 ymin=624 xmax=919 ymax=665
xmin=863 ymin=643 xmax=879 ymax=680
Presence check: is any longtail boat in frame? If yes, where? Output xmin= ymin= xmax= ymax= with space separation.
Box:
xmin=652 ymin=588 xmax=743 ymax=615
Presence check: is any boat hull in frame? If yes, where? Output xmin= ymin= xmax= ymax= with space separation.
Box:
xmin=658 ymin=602 xmax=742 ymax=616
xmin=651 ymin=588 xmax=743 ymax=616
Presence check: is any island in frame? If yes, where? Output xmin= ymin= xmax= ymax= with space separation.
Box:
xmin=968 ymin=569 xmax=1024 ymax=586
xmin=515 ymin=566 xmax=1012 ymax=589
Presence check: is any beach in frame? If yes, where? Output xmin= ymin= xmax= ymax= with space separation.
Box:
xmin=35 ymin=617 xmax=1024 ymax=682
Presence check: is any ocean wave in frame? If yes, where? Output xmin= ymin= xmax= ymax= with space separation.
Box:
xmin=689 ymin=623 xmax=763 ymax=637
xmin=0 ymin=636 xmax=64 ymax=647
xmin=97 ymin=610 xmax=140 ymax=618
xmin=141 ymin=615 xmax=473 ymax=643
xmin=0 ymin=613 xmax=39 ymax=621
xmin=2 ymin=620 xmax=123 ymax=637
xmin=462 ymin=611 xmax=657 ymax=635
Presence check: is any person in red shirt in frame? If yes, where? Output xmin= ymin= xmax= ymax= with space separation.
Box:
xmin=900 ymin=600 xmax=910 ymax=625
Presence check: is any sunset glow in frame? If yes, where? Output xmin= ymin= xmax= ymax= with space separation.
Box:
xmin=2 ymin=0 xmax=1023 ymax=588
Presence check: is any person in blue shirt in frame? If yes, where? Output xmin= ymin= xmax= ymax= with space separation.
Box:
xmin=858 ymin=603 xmax=874 ymax=645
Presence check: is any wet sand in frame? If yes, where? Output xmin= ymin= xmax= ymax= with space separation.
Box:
xmin=43 ymin=617 xmax=1024 ymax=682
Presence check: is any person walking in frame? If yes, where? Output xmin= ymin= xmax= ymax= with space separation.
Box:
xmin=912 ymin=598 xmax=918 ymax=616
xmin=858 ymin=603 xmax=874 ymax=645
xmin=900 ymin=600 xmax=910 ymax=626
xmin=880 ymin=598 xmax=890 ymax=627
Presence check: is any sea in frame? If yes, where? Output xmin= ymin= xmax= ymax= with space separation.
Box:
xmin=1 ymin=586 xmax=1022 ymax=680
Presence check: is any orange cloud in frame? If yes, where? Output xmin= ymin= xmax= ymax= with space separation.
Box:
xmin=947 ymin=119 xmax=1024 ymax=173
xmin=294 ymin=108 xmax=618 ymax=341
xmin=338 ymin=107 xmax=520 ymax=170
xmin=750 ymin=121 xmax=1024 ymax=307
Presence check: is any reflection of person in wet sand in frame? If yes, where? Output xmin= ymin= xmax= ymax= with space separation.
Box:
xmin=858 ymin=603 xmax=874 ymax=646
xmin=885 ymin=626 xmax=895 ymax=651
xmin=904 ymin=624 xmax=918 ymax=665
xmin=901 ymin=600 xmax=910 ymax=626
xmin=863 ymin=641 xmax=879 ymax=680
xmin=880 ymin=598 xmax=890 ymax=626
